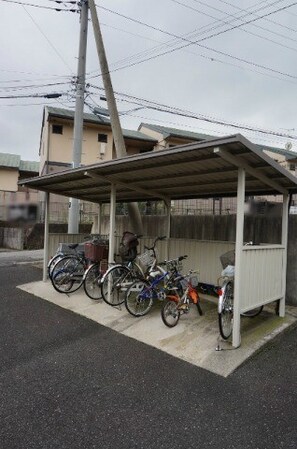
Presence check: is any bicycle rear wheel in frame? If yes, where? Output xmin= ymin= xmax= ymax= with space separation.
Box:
xmin=84 ymin=263 xmax=103 ymax=300
xmin=101 ymin=265 xmax=133 ymax=306
xmin=161 ymin=299 xmax=180 ymax=327
xmin=218 ymin=281 xmax=233 ymax=340
xmin=48 ymin=253 xmax=63 ymax=279
xmin=125 ymin=280 xmax=154 ymax=317
xmin=51 ymin=256 xmax=85 ymax=294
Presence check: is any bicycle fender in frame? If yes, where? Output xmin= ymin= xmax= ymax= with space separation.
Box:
xmin=218 ymin=283 xmax=228 ymax=314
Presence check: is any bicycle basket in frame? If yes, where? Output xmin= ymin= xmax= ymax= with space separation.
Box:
xmin=220 ymin=250 xmax=235 ymax=269
xmin=138 ymin=250 xmax=155 ymax=268
xmin=166 ymin=259 xmax=183 ymax=273
xmin=84 ymin=241 xmax=109 ymax=262
xmin=180 ymin=275 xmax=199 ymax=290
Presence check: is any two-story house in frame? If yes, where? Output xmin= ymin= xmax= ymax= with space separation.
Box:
xmin=0 ymin=153 xmax=39 ymax=221
xmin=38 ymin=106 xmax=158 ymax=221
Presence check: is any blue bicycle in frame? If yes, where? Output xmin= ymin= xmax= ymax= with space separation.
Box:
xmin=124 ymin=255 xmax=187 ymax=317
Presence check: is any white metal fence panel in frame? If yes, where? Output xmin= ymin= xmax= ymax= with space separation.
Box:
xmin=167 ymin=239 xmax=235 ymax=285
xmin=48 ymin=234 xmax=235 ymax=285
xmin=48 ymin=233 xmax=87 ymax=260
xmin=240 ymin=245 xmax=284 ymax=313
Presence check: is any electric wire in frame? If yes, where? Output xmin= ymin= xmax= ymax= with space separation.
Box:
xmin=88 ymin=85 xmax=297 ymax=140
xmin=170 ymin=0 xmax=297 ymax=50
xmin=22 ymin=5 xmax=75 ymax=74
xmin=0 ymin=0 xmax=77 ymax=11
xmin=216 ymin=0 xmax=297 ymax=35
xmin=88 ymin=3 xmax=297 ymax=81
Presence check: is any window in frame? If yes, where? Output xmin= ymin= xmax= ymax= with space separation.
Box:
xmin=98 ymin=133 xmax=108 ymax=143
xmin=289 ymin=163 xmax=295 ymax=171
xmin=52 ymin=124 xmax=63 ymax=134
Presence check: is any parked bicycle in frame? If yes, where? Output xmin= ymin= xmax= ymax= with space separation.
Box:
xmin=50 ymin=236 xmax=108 ymax=295
xmin=100 ymin=234 xmax=167 ymax=307
xmin=217 ymin=247 xmax=263 ymax=340
xmin=161 ymin=270 xmax=203 ymax=327
xmin=47 ymin=242 xmax=84 ymax=280
xmin=125 ymin=255 xmax=187 ymax=317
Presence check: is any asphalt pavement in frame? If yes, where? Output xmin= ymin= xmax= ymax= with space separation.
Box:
xmin=0 ymin=263 xmax=296 ymax=449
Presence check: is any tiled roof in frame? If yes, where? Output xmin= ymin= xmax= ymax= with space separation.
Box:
xmin=140 ymin=122 xmax=297 ymax=160
xmin=139 ymin=123 xmax=215 ymax=141
xmin=0 ymin=152 xmax=38 ymax=172
xmin=0 ymin=153 xmax=20 ymax=168
xmin=46 ymin=107 xmax=157 ymax=143
xmin=19 ymin=160 xmax=40 ymax=172
xmin=256 ymin=144 xmax=297 ymax=160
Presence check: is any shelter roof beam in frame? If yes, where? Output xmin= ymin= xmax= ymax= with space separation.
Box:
xmin=84 ymin=171 xmax=169 ymax=203
xmin=213 ymin=147 xmax=288 ymax=195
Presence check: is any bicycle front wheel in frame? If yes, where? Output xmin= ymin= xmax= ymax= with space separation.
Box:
xmin=161 ymin=299 xmax=180 ymax=327
xmin=125 ymin=280 xmax=153 ymax=317
xmin=51 ymin=256 xmax=85 ymax=294
xmin=218 ymin=281 xmax=233 ymax=340
xmin=101 ymin=265 xmax=133 ymax=306
xmin=84 ymin=263 xmax=103 ymax=300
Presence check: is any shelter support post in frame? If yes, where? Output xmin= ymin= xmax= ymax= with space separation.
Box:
xmin=280 ymin=193 xmax=289 ymax=317
xmin=43 ymin=192 xmax=50 ymax=282
xmin=109 ymin=184 xmax=116 ymax=264
xmin=91 ymin=203 xmax=102 ymax=235
xmin=98 ymin=203 xmax=102 ymax=236
xmin=232 ymin=168 xmax=245 ymax=348
xmin=165 ymin=199 xmax=171 ymax=260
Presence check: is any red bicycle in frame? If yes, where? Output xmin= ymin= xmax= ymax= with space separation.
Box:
xmin=161 ymin=270 xmax=203 ymax=327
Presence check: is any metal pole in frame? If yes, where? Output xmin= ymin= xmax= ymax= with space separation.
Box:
xmin=280 ymin=193 xmax=289 ymax=317
xmin=165 ymin=200 xmax=171 ymax=260
xmin=232 ymin=168 xmax=245 ymax=348
xmin=43 ymin=192 xmax=50 ymax=282
xmin=108 ymin=184 xmax=116 ymax=264
xmin=88 ymin=0 xmax=143 ymax=234
xmin=68 ymin=0 xmax=89 ymax=234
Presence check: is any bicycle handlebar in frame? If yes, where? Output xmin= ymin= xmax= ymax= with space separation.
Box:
xmin=144 ymin=236 xmax=167 ymax=251
xmin=159 ymin=255 xmax=188 ymax=267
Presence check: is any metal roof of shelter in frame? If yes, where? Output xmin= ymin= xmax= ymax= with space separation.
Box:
xmin=19 ymin=134 xmax=297 ymax=203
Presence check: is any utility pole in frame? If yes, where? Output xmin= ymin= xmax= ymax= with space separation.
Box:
xmin=68 ymin=0 xmax=89 ymax=234
xmin=88 ymin=0 xmax=143 ymax=234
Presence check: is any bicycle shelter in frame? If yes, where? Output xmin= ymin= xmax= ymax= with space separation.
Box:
xmin=19 ymin=134 xmax=297 ymax=347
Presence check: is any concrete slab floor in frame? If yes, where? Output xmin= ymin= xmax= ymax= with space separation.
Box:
xmin=18 ymin=280 xmax=297 ymax=378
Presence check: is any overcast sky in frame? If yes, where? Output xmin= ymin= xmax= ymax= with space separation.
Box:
xmin=1 ymin=0 xmax=297 ymax=161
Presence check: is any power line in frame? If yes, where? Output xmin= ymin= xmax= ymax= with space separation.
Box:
xmin=0 ymin=92 xmax=66 ymax=99
xmin=85 ymin=18 xmax=297 ymax=85
xmin=0 ymin=0 xmax=77 ymax=11
xmin=22 ymin=5 xmax=75 ymax=74
xmin=216 ymin=0 xmax=297 ymax=35
xmin=89 ymin=85 xmax=297 ymax=140
xmin=170 ymin=0 xmax=297 ymax=51
xmin=89 ymin=3 xmax=297 ymax=81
